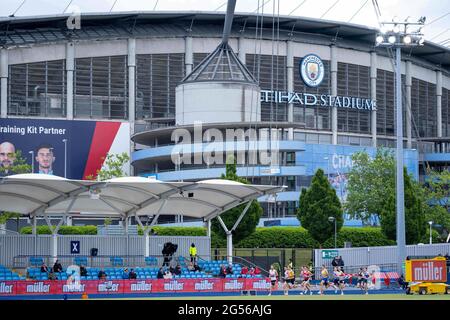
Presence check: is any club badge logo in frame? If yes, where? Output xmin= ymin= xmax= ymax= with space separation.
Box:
xmin=300 ymin=54 xmax=324 ymax=87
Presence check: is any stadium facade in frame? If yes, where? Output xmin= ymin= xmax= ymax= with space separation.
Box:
xmin=0 ymin=11 xmax=449 ymax=227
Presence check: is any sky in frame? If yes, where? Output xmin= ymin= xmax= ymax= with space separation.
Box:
xmin=1 ymin=0 xmax=449 ymax=46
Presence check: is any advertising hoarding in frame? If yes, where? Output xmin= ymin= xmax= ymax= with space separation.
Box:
xmin=0 ymin=119 xmax=130 ymax=179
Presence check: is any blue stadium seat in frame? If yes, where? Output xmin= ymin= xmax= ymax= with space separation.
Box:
xmin=29 ymin=257 xmax=44 ymax=267
xmin=145 ymin=257 xmax=158 ymax=267
xmin=74 ymin=257 xmax=88 ymax=266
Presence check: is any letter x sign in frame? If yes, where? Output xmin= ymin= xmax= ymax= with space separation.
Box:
xmin=71 ymin=241 xmax=80 ymax=254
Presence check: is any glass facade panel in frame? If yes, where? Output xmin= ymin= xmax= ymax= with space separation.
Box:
xmin=136 ymin=53 xmax=184 ymax=120
xmin=376 ymin=69 xmax=395 ymax=136
xmin=293 ymin=57 xmax=331 ymax=130
xmin=74 ymin=56 xmax=128 ymax=119
xmin=411 ymin=78 xmax=437 ymax=137
xmin=9 ymin=60 xmax=66 ymax=117
xmin=246 ymin=54 xmax=287 ymax=122
xmin=443 ymin=88 xmax=450 ymax=136
xmin=336 ymin=62 xmax=371 ymax=134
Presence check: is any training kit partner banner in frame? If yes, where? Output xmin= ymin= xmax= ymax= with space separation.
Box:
xmin=0 ymin=118 xmax=130 ymax=179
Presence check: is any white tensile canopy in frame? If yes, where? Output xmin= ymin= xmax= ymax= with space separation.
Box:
xmin=0 ymin=174 xmax=285 ymax=263
xmin=0 ymin=174 xmax=284 ymax=221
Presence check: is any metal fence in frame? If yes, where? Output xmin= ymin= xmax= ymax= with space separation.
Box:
xmin=314 ymin=243 xmax=450 ymax=270
xmin=0 ymin=234 xmax=210 ymax=268
xmin=211 ymin=248 xmax=313 ymax=272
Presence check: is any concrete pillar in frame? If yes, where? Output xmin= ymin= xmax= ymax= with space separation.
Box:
xmin=436 ymin=70 xmax=443 ymax=138
xmin=405 ymin=60 xmax=412 ymax=148
xmin=287 ymin=41 xmax=294 ymax=140
xmin=0 ymin=49 xmax=8 ymax=118
xmin=226 ymin=231 xmax=233 ymax=264
xmin=66 ymin=42 xmax=74 ymax=120
xmin=330 ymin=45 xmax=338 ymax=145
xmin=32 ymin=216 xmax=37 ymax=235
xmin=370 ymin=52 xmax=378 ymax=147
xmin=185 ymin=36 xmax=193 ymax=75
xmin=145 ymin=231 xmax=150 ymax=257
xmin=52 ymin=234 xmax=58 ymax=264
xmin=128 ymin=38 xmax=136 ymax=125
xmin=287 ymin=41 xmax=294 ymax=123
xmin=238 ymin=37 xmax=246 ymax=65
xmin=128 ymin=38 xmax=136 ymax=176
xmin=206 ymin=219 xmax=211 ymax=237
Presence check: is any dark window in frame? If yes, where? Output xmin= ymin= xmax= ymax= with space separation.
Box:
xmin=246 ymin=54 xmax=287 ymax=122
xmin=74 ymin=55 xmax=128 ymax=119
xmin=293 ymin=57 xmax=331 ymax=130
xmin=443 ymin=88 xmax=450 ymax=136
xmin=411 ymin=78 xmax=437 ymax=137
xmin=336 ymin=62 xmax=371 ymax=134
xmin=8 ymin=60 xmax=66 ymax=117
xmin=136 ymin=54 xmax=184 ymax=120
xmin=376 ymin=69 xmax=395 ymax=136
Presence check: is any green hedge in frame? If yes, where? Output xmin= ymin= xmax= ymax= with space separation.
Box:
xmin=18 ymin=225 xmax=408 ymax=249
xmin=322 ymin=227 xmax=395 ymax=248
xmin=235 ymin=227 xmax=318 ymax=248
xmin=20 ymin=226 xmax=97 ymax=235
xmin=137 ymin=226 xmax=207 ymax=236
xmin=227 ymin=227 xmax=395 ymax=248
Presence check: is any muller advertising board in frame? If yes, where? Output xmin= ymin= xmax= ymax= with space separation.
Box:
xmin=405 ymin=258 xmax=448 ymax=283
xmin=0 ymin=278 xmax=271 ymax=296
xmin=0 ymin=119 xmax=130 ymax=179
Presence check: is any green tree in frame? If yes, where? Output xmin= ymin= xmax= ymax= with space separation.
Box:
xmin=0 ymin=150 xmax=31 ymax=226
xmin=379 ymin=168 xmax=427 ymax=244
xmin=297 ymin=169 xmax=343 ymax=245
xmin=85 ymin=152 xmax=130 ymax=180
xmin=211 ymin=158 xmax=262 ymax=244
xmin=345 ymin=149 xmax=395 ymax=223
xmin=420 ymin=169 xmax=450 ymax=239
xmin=424 ymin=169 xmax=450 ymax=213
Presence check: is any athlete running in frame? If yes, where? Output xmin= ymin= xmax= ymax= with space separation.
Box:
xmin=268 ymin=265 xmax=278 ymax=296
xmin=331 ymin=266 xmax=340 ymax=293
xmin=337 ymin=267 xmax=346 ymax=295
xmin=362 ymin=267 xmax=370 ymax=295
xmin=319 ymin=265 xmax=329 ymax=295
xmin=300 ymin=266 xmax=313 ymax=295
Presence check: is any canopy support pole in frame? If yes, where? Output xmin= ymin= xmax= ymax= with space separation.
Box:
xmin=32 ymin=214 xmax=37 ymax=256
xmin=217 ymin=200 xmax=252 ymax=264
xmin=134 ymin=213 xmax=149 ymax=257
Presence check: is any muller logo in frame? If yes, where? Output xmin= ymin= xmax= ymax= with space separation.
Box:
xmin=224 ymin=280 xmax=244 ymax=290
xmin=164 ymin=280 xmax=184 ymax=291
xmin=26 ymin=282 xmax=50 ymax=293
xmin=0 ymin=282 xmax=13 ymax=294
xmin=194 ymin=280 xmax=214 ymax=291
xmin=412 ymin=261 xmax=446 ymax=282
xmin=63 ymin=283 xmax=85 ymax=293
xmin=252 ymin=280 xmax=270 ymax=289
xmin=131 ymin=281 xmax=152 ymax=292
xmin=98 ymin=281 xmax=119 ymax=292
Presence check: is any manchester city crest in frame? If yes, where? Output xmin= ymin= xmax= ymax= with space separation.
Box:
xmin=300 ymin=54 xmax=324 ymax=87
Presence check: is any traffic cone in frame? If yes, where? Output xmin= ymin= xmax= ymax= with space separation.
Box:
xmin=82 ymin=292 xmax=88 ymax=299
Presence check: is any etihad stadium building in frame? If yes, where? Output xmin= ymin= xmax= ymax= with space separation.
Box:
xmin=0 ymin=11 xmax=449 ymax=227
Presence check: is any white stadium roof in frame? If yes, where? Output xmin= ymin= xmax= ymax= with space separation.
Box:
xmin=0 ymin=174 xmax=285 ymax=220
